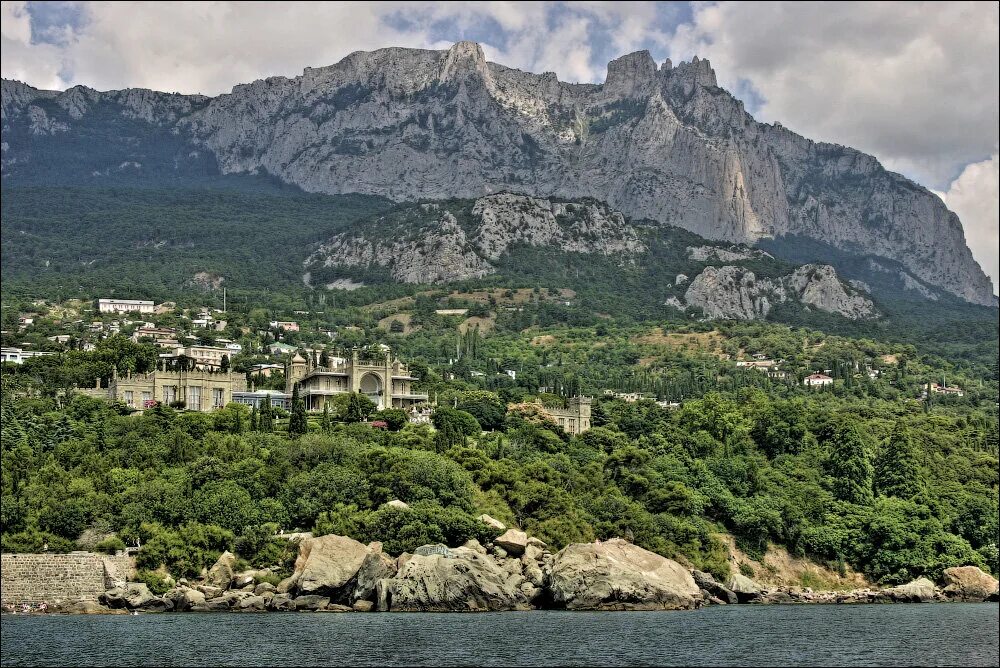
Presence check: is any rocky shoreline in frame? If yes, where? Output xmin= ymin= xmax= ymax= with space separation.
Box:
xmin=6 ymin=530 xmax=999 ymax=615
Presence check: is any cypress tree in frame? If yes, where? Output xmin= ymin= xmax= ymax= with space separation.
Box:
xmin=289 ymin=383 xmax=308 ymax=437
xmin=250 ymin=405 xmax=258 ymax=432
xmin=321 ymin=403 xmax=332 ymax=433
xmin=259 ymin=395 xmax=274 ymax=433
xmin=874 ymin=422 xmax=921 ymax=499
xmin=828 ymin=416 xmax=874 ymax=504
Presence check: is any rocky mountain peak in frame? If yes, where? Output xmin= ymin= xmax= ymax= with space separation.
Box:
xmin=440 ymin=40 xmax=493 ymax=86
xmin=605 ymin=50 xmax=659 ymax=96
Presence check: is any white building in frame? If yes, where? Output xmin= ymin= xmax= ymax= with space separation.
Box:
xmin=803 ymin=373 xmax=834 ymax=387
xmin=1 ymin=347 xmax=55 ymax=364
xmin=98 ymin=299 xmax=155 ymax=315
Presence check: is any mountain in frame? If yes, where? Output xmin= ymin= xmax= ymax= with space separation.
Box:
xmin=305 ymin=192 xmax=877 ymax=321
xmin=1 ymin=41 xmax=994 ymax=305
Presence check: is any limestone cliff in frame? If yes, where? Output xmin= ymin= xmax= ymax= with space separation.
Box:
xmin=2 ymin=43 xmax=993 ymax=304
xmin=305 ymin=194 xmax=645 ymax=284
xmin=682 ymin=263 xmax=877 ymax=321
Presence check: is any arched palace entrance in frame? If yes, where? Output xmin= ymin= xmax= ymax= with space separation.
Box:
xmin=358 ymin=372 xmax=384 ymax=409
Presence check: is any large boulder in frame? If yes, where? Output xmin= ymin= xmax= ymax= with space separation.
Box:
xmin=293 ymin=534 xmax=371 ymax=599
xmin=69 ymin=600 xmax=115 ymax=614
xmin=478 ymin=514 xmax=507 ymax=531
xmin=887 ymin=577 xmax=936 ymax=603
xmin=549 ymin=538 xmax=700 ymax=610
xmin=941 ymin=566 xmax=1000 ymax=602
xmin=205 ymin=551 xmax=238 ymax=589
xmin=293 ymin=595 xmax=331 ymax=611
xmin=726 ymin=573 xmax=764 ymax=603
xmin=494 ymin=529 xmax=529 ymax=556
xmin=100 ymin=583 xmax=158 ymax=610
xmin=376 ymin=551 xmax=527 ymax=612
xmin=165 ymin=585 xmax=206 ymax=611
xmin=350 ymin=550 xmax=397 ymax=603
xmin=692 ymin=570 xmax=738 ymax=605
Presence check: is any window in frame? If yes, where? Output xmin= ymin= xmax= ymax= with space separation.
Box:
xmin=212 ymin=388 xmax=224 ymax=409
xmin=124 ymin=391 xmax=134 ymax=406
xmin=141 ymin=392 xmax=152 ymax=407
xmin=188 ymin=385 xmax=202 ymax=410
xmin=163 ymin=385 xmax=176 ymax=404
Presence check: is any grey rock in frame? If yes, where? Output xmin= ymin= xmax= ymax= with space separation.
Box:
xmin=549 ymin=538 xmax=700 ymax=610
xmin=376 ymin=551 xmax=528 ymax=612
xmin=293 ymin=595 xmax=331 ymax=611
xmin=204 ymin=551 xmax=238 ymax=590
xmin=478 ymin=514 xmax=507 ymax=531
xmin=692 ymin=570 xmax=738 ymax=605
xmin=267 ymin=594 xmax=297 ymax=612
xmin=164 ymin=585 xmax=206 ymax=611
xmin=195 ymin=585 xmax=224 ymax=599
xmin=887 ymin=577 xmax=936 ymax=603
xmin=941 ymin=566 xmax=1000 ymax=602
xmin=253 ymin=582 xmax=276 ymax=596
xmin=352 ymin=600 xmax=375 ymax=612
xmin=494 ymin=529 xmax=529 ymax=556
xmin=292 ymin=534 xmax=370 ymax=599
xmin=349 ymin=550 xmax=397 ymax=603
xmin=726 ymin=573 xmax=765 ymax=603
xmin=236 ymin=595 xmax=267 ymax=611
xmin=683 ymin=264 xmax=876 ymax=321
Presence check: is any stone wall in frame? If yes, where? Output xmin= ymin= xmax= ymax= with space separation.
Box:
xmin=0 ymin=552 xmax=134 ymax=605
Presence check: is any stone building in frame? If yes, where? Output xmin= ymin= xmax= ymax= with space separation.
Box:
xmin=285 ymin=349 xmax=428 ymax=411
xmin=109 ymin=366 xmax=247 ymax=411
xmin=543 ymin=396 xmax=592 ymax=435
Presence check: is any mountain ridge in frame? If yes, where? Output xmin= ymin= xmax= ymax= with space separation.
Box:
xmin=1 ymin=41 xmax=994 ymax=305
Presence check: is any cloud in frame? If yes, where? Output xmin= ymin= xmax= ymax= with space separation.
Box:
xmin=935 ymin=155 xmax=1000 ymax=293
xmin=1 ymin=1 xmax=67 ymax=89
xmin=669 ymin=1 xmax=999 ymax=190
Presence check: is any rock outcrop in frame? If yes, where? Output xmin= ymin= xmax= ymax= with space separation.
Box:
xmin=682 ymin=263 xmax=877 ymax=320
xmin=204 ymin=551 xmax=237 ymax=590
xmin=548 ymin=538 xmax=700 ymax=610
xmin=3 ymin=45 xmax=992 ymax=304
xmin=288 ymin=534 xmax=375 ymax=601
xmin=940 ymin=566 xmax=1000 ymax=602
xmin=886 ymin=577 xmax=936 ymax=603
xmin=376 ymin=549 xmax=528 ymax=612
xmin=304 ymin=195 xmax=644 ymax=285
xmin=726 ymin=573 xmax=765 ymax=603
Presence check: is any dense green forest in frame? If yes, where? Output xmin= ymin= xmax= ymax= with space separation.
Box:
xmin=2 ymin=316 xmax=997 ymax=589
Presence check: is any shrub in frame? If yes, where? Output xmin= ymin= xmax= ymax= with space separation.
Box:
xmin=94 ymin=536 xmax=126 ymax=555
xmin=134 ymin=569 xmax=172 ymax=595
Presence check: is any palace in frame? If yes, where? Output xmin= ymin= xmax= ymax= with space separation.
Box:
xmin=543 ymin=396 xmax=592 ymax=435
xmin=285 ymin=349 xmax=429 ymax=411
xmin=108 ymin=366 xmax=247 ymax=411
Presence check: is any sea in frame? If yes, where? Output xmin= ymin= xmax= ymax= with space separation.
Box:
xmin=1 ymin=604 xmax=997 ymax=667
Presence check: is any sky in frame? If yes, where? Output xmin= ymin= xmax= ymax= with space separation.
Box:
xmin=2 ymin=1 xmax=997 ymax=290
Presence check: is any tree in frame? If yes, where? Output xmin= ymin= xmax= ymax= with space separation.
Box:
xmin=875 ymin=422 xmax=921 ymax=499
xmin=380 ymin=408 xmax=408 ymax=431
xmin=827 ymin=416 xmax=874 ymax=505
xmin=457 ymin=391 xmax=506 ymax=431
xmin=288 ymin=383 xmax=308 ymax=437
xmin=249 ymin=405 xmax=258 ymax=432
xmin=220 ymin=354 xmax=230 ymax=372
xmin=259 ymin=395 xmax=274 ymax=433
xmin=321 ymin=403 xmax=333 ymax=433
xmin=346 ymin=393 xmax=376 ymax=423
